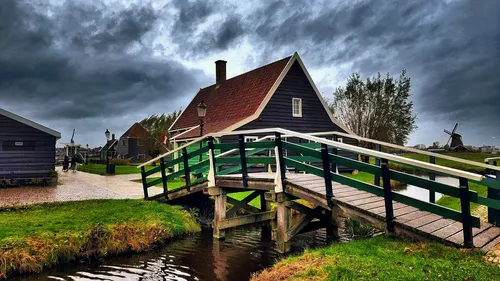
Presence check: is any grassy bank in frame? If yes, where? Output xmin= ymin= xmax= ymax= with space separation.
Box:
xmin=0 ymin=199 xmax=200 ymax=278
xmin=77 ymin=164 xmax=154 ymax=175
xmin=252 ymin=235 xmax=500 ymax=281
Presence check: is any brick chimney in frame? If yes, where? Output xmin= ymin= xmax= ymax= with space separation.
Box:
xmin=215 ymin=60 xmax=227 ymax=87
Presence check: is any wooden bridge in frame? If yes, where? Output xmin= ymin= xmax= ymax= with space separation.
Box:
xmin=138 ymin=128 xmax=500 ymax=253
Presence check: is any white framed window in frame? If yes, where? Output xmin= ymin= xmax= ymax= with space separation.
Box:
xmin=292 ymin=98 xmax=302 ymax=117
xmin=244 ymin=136 xmax=258 ymax=142
xmin=137 ymin=154 xmax=146 ymax=161
xmin=337 ymin=137 xmax=343 ymax=143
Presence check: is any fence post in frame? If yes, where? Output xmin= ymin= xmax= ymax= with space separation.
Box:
xmin=429 ymin=156 xmax=436 ymax=203
xmin=160 ymin=157 xmax=168 ymax=198
xmin=381 ymin=158 xmax=394 ymax=232
xmin=207 ymin=136 xmax=217 ymax=187
xmin=321 ymin=144 xmax=334 ymax=207
xmin=238 ymin=134 xmax=248 ymax=187
xmin=182 ymin=147 xmax=191 ymax=191
xmin=488 ymin=171 xmax=500 ymax=226
xmin=374 ymin=144 xmax=381 ymax=186
xmin=141 ymin=166 xmax=148 ymax=199
xmin=459 ymin=177 xmax=473 ymax=247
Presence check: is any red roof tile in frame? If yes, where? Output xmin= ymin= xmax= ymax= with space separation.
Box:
xmin=120 ymin=123 xmax=150 ymax=139
xmin=170 ymin=56 xmax=291 ymax=139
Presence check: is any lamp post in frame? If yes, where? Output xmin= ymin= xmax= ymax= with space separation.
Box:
xmin=105 ymin=129 xmax=110 ymax=174
xmin=86 ymin=144 xmax=89 ymax=164
xmin=197 ymin=101 xmax=207 ymax=161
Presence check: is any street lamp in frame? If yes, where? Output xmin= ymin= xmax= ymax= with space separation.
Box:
xmin=86 ymin=144 xmax=89 ymax=164
xmin=105 ymin=129 xmax=110 ymax=174
xmin=197 ymin=101 xmax=207 ymax=161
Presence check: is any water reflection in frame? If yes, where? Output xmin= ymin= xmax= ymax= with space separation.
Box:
xmin=13 ymin=225 xmax=330 ymax=281
xmin=396 ymin=176 xmax=458 ymax=203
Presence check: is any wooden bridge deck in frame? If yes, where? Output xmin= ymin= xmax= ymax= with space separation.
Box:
xmin=215 ymin=172 xmax=500 ymax=252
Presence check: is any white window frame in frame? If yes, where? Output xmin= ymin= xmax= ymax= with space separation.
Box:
xmin=137 ymin=154 xmax=146 ymax=161
xmin=244 ymin=136 xmax=258 ymax=142
xmin=292 ymin=98 xmax=302 ymax=117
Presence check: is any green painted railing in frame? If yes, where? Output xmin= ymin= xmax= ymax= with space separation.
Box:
xmin=139 ymin=129 xmax=500 ymax=247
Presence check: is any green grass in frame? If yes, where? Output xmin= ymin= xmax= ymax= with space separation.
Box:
xmin=0 ymin=199 xmax=197 ymax=240
xmin=131 ymin=177 xmax=186 ymax=190
xmin=253 ymin=235 xmax=500 ymax=281
xmin=77 ymin=164 xmax=154 ymax=175
xmin=0 ymin=200 xmax=200 ymax=277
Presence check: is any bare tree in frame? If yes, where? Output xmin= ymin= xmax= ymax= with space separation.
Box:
xmin=331 ymin=70 xmax=417 ymax=146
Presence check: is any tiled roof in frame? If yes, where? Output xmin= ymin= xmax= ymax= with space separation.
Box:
xmin=120 ymin=123 xmax=150 ymax=139
xmin=169 ymin=56 xmax=292 ymax=139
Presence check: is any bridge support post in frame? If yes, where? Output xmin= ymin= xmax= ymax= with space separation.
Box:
xmin=488 ymin=171 xmax=500 ymax=226
xmin=326 ymin=204 xmax=343 ymax=241
xmin=213 ymin=187 xmax=227 ymax=240
xmin=276 ymin=193 xmax=291 ymax=253
xmin=374 ymin=144 xmax=381 ymax=186
xmin=381 ymin=158 xmax=394 ymax=233
xmin=459 ymin=177 xmax=473 ymax=247
xmin=429 ymin=156 xmax=436 ymax=203
xmin=140 ymin=166 xmax=148 ymax=199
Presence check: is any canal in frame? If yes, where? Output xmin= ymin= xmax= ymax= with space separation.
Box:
xmin=12 ymin=224 xmax=338 ymax=281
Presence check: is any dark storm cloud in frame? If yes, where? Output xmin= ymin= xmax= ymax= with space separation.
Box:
xmin=0 ymin=0 xmax=209 ymax=122
xmin=168 ymin=0 xmax=499 ymax=145
xmin=170 ymin=0 xmax=244 ymax=58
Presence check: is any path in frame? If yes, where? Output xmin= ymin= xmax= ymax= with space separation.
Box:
xmin=0 ymin=168 xmax=161 ymax=208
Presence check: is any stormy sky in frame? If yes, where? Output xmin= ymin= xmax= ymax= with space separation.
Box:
xmin=0 ymin=0 xmax=499 ymax=148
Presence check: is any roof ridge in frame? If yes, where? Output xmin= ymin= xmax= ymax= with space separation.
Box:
xmin=200 ymin=55 xmax=292 ymax=90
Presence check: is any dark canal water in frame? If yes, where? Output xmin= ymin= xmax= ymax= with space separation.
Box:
xmin=12 ymin=225 xmax=334 ymax=281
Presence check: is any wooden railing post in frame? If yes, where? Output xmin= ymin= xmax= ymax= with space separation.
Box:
xmin=331 ymin=136 xmax=338 ymax=173
xmin=488 ymin=171 xmax=500 ymax=226
xmin=381 ymin=158 xmax=394 ymax=232
xmin=238 ymin=134 xmax=248 ymax=187
xmin=182 ymin=147 xmax=191 ymax=191
xmin=459 ymin=177 xmax=473 ymax=247
xmin=321 ymin=143 xmax=333 ymax=207
xmin=429 ymin=156 xmax=436 ymax=203
xmin=207 ymin=136 xmax=217 ymax=187
xmin=374 ymin=144 xmax=381 ymax=186
xmin=160 ymin=157 xmax=168 ymax=198
xmin=141 ymin=166 xmax=148 ymax=199
xmin=275 ymin=132 xmax=286 ymax=189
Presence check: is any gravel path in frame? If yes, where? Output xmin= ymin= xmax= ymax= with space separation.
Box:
xmin=0 ymin=168 xmax=161 ymax=208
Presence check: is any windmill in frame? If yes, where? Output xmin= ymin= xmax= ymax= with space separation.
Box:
xmin=444 ymin=123 xmax=467 ymax=152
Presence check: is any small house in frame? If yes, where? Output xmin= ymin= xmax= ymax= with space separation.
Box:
xmin=168 ymin=52 xmax=356 ymax=168
xmin=115 ymin=123 xmax=154 ymax=162
xmin=0 ymin=108 xmax=61 ymax=182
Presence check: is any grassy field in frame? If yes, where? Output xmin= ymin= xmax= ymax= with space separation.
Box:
xmin=77 ymin=164 xmax=153 ymax=175
xmin=0 ymin=200 xmax=200 ymax=278
xmin=252 ymin=235 xmax=500 ymax=281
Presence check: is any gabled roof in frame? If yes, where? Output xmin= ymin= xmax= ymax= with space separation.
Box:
xmin=169 ymin=52 xmax=353 ymax=140
xmin=120 ymin=123 xmax=150 ymax=139
xmin=0 ymin=107 xmax=61 ymax=139
xmin=99 ymin=139 xmax=118 ymax=152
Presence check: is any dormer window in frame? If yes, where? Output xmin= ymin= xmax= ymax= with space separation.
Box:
xmin=292 ymin=98 xmax=302 ymax=117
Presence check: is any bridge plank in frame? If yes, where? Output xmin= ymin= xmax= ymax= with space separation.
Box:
xmin=472 ymin=226 xmax=500 ymax=248
xmin=404 ymin=214 xmax=442 ymax=228
xmin=338 ymin=192 xmax=374 ymax=202
xmin=482 ymin=235 xmax=500 ymax=252
xmin=432 ymin=221 xmax=463 ymax=239
xmin=418 ymin=218 xmax=455 ymax=233
xmin=349 ymin=196 xmax=384 ymax=206
xmin=372 ymin=203 xmax=408 ymax=215
xmin=357 ymin=199 xmax=386 ymax=210
xmin=395 ymin=210 xmax=431 ymax=223
xmin=393 ymin=206 xmax=419 ymax=217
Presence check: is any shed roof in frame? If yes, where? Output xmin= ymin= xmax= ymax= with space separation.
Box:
xmin=120 ymin=123 xmax=150 ymax=139
xmin=0 ymin=107 xmax=61 ymax=139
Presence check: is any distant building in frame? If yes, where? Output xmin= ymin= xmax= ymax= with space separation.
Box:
xmin=99 ymin=136 xmax=118 ymax=160
xmin=115 ymin=123 xmax=153 ymax=162
xmin=480 ymin=145 xmax=496 ymax=153
xmin=0 ymin=108 xmax=61 ymax=181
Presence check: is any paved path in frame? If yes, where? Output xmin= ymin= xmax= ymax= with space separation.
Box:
xmin=0 ymin=168 xmax=161 ymax=208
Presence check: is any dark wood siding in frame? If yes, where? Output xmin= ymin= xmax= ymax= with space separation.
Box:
xmin=0 ymin=114 xmax=56 ymax=179
xmin=223 ymin=61 xmax=358 ymax=171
